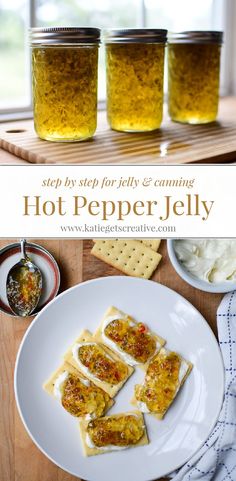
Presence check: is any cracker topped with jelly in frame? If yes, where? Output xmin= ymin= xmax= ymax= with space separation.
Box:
xmin=79 ymin=411 xmax=148 ymax=456
xmin=64 ymin=329 xmax=133 ymax=397
xmin=94 ymin=306 xmax=165 ymax=368
xmin=132 ymin=347 xmax=192 ymax=419
xmin=43 ymin=361 xmax=114 ymax=420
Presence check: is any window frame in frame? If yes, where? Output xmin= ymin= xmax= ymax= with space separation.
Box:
xmin=0 ymin=0 xmax=36 ymax=120
xmin=220 ymin=0 xmax=236 ymax=96
xmin=0 ymin=0 xmax=235 ymax=121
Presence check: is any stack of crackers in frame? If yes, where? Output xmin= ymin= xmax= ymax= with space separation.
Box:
xmin=91 ymin=239 xmax=162 ymax=278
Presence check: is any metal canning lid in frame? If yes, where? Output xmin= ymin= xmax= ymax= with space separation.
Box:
xmin=30 ymin=27 xmax=101 ymax=45
xmin=103 ymin=28 xmax=167 ymax=44
xmin=168 ymin=31 xmax=223 ymax=44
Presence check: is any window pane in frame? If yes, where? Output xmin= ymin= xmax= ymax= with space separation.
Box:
xmin=145 ymin=0 xmax=225 ymax=94
xmin=36 ymin=0 xmax=141 ymax=28
xmin=0 ymin=0 xmax=226 ymax=114
xmin=145 ymin=0 xmax=216 ymax=30
xmin=36 ymin=0 xmax=142 ymax=99
xmin=0 ymin=0 xmax=30 ymax=110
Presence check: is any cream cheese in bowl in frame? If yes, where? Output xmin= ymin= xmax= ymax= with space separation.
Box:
xmin=167 ymin=239 xmax=236 ymax=293
xmin=174 ymin=239 xmax=236 ymax=283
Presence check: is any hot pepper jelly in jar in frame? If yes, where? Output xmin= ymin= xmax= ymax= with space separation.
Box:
xmin=104 ymin=29 xmax=167 ymax=132
xmin=168 ymin=31 xmax=223 ymax=124
xmin=30 ymin=27 xmax=100 ymax=141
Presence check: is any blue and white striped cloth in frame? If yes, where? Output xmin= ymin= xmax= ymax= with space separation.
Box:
xmin=171 ymin=291 xmax=236 ymax=481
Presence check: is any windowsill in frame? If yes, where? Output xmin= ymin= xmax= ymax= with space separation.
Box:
xmin=0 ymin=97 xmax=236 ymax=165
xmin=0 ymin=110 xmax=33 ymax=123
xmin=0 ymin=101 xmax=106 ymax=123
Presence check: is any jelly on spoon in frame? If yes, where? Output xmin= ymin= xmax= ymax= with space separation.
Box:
xmin=6 ymin=239 xmax=42 ymax=316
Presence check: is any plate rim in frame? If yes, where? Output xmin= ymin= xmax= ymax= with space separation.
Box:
xmin=14 ymin=275 xmax=225 ymax=481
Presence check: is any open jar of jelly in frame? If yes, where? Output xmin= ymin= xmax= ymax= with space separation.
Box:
xmin=104 ymin=29 xmax=167 ymax=132
xmin=30 ymin=27 xmax=100 ymax=142
xmin=168 ymin=31 xmax=223 ymax=124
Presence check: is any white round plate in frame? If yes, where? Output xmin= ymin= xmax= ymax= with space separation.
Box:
xmin=15 ymin=276 xmax=224 ymax=481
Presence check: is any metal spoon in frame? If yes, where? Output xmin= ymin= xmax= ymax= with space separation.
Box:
xmin=6 ymin=239 xmax=42 ymax=317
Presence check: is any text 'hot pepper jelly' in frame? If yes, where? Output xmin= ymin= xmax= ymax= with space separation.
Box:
xmin=104 ymin=28 xmax=167 ymax=132
xmin=30 ymin=27 xmax=100 ymax=142
xmin=168 ymin=31 xmax=223 ymax=124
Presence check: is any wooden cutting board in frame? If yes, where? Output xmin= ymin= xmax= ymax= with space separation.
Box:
xmin=1 ymin=98 xmax=236 ymax=164
xmin=0 ymin=238 xmax=222 ymax=481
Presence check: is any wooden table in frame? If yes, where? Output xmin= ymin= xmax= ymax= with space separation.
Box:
xmin=0 ymin=98 xmax=236 ymax=165
xmin=0 ymin=239 xmax=222 ymax=481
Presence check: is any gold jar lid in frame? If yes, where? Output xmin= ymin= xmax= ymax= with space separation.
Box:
xmin=30 ymin=27 xmax=101 ymax=45
xmin=168 ymin=31 xmax=223 ymax=44
xmin=103 ymin=28 xmax=167 ymax=44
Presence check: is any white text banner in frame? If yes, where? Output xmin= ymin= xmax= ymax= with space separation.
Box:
xmin=0 ymin=165 xmax=234 ymax=238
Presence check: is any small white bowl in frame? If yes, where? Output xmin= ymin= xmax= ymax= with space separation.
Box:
xmin=167 ymin=239 xmax=236 ymax=294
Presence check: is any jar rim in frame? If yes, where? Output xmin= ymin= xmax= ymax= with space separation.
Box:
xmin=103 ymin=28 xmax=167 ymax=43
xmin=29 ymin=27 xmax=101 ymax=45
xmin=168 ymin=30 xmax=223 ymax=44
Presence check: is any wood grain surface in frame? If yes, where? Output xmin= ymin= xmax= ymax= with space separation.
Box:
xmin=0 ymin=238 xmax=222 ymax=481
xmin=0 ymin=98 xmax=236 ymax=165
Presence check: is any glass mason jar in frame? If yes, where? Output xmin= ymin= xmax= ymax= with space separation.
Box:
xmin=104 ymin=29 xmax=167 ymax=132
xmin=168 ymin=31 xmax=223 ymax=124
xmin=30 ymin=27 xmax=100 ymax=142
